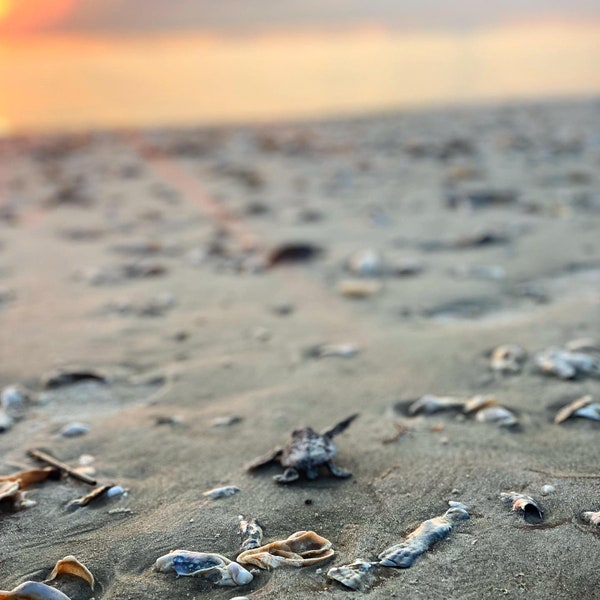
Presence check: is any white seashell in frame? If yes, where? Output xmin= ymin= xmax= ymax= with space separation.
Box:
xmin=237 ymin=530 xmax=334 ymax=570
xmin=238 ymin=516 xmax=264 ymax=552
xmin=346 ymin=249 xmax=383 ymax=277
xmin=535 ymin=347 xmax=600 ymax=380
xmin=1 ymin=385 xmax=30 ymax=417
xmin=408 ymin=395 xmax=465 ymax=415
xmin=490 ymin=345 xmax=527 ymax=374
xmin=0 ymin=581 xmax=72 ymax=599
xmin=500 ymin=492 xmax=543 ymax=524
xmin=377 ymin=505 xmax=469 ymax=568
xmin=540 ymin=485 xmax=555 ymax=496
xmin=60 ymin=422 xmax=90 ymax=438
xmin=448 ymin=500 xmax=469 ymax=510
xmin=203 ymin=485 xmax=240 ymax=500
xmin=327 ymin=559 xmax=377 ymax=591
xmin=106 ymin=485 xmax=126 ymax=498
xmin=555 ymin=395 xmax=600 ymax=424
xmin=78 ymin=454 xmax=95 ymax=466
xmin=582 ymin=511 xmax=600 ymax=526
xmin=155 ymin=550 xmax=253 ymax=586
xmin=475 ymin=405 xmax=518 ymax=427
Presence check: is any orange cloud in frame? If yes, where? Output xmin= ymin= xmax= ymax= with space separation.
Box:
xmin=0 ymin=0 xmax=76 ymax=34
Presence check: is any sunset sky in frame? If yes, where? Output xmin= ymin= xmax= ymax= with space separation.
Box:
xmin=0 ymin=1 xmax=599 ymax=134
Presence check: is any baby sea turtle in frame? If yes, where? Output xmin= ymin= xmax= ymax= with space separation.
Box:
xmin=246 ymin=414 xmax=358 ymax=483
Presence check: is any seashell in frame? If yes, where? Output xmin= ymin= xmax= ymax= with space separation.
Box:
xmin=0 ymin=481 xmax=35 ymax=511
xmin=463 ymin=395 xmax=498 ymax=414
xmin=555 ymin=395 xmax=600 ymax=424
xmin=203 ymin=485 xmax=240 ymax=500
xmin=346 ymin=249 xmax=383 ymax=277
xmin=475 ymin=405 xmax=518 ymax=427
xmin=106 ymin=485 xmax=126 ymax=498
xmin=408 ymin=395 xmax=465 ymax=415
xmin=68 ymin=484 xmax=112 ymax=508
xmin=238 ymin=516 xmax=264 ymax=552
xmin=237 ymin=530 xmax=334 ymax=570
xmin=1 ymin=385 xmax=30 ymax=417
xmin=327 ymin=559 xmax=378 ymax=591
xmin=535 ymin=347 xmax=600 ymax=380
xmin=0 ymin=581 xmax=72 ymax=599
xmin=338 ymin=279 xmax=382 ymax=298
xmin=46 ymin=555 xmax=94 ymax=589
xmin=377 ymin=505 xmax=470 ymax=568
xmin=155 ymin=550 xmax=253 ymax=586
xmin=500 ymin=492 xmax=543 ymax=524
xmin=303 ymin=343 xmax=360 ymax=359
xmin=211 ymin=415 xmax=242 ymax=427
xmin=490 ymin=345 xmax=527 ymax=374
xmin=0 ymin=467 xmax=59 ymax=488
xmin=246 ymin=414 xmax=357 ymax=484
xmin=582 ymin=511 xmax=600 ymax=526
xmin=540 ymin=485 xmax=555 ymax=496
xmin=60 ymin=423 xmax=90 ymax=438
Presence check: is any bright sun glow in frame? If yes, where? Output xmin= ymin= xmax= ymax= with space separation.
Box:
xmin=0 ymin=0 xmax=75 ymax=33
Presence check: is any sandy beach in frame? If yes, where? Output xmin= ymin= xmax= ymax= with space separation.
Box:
xmin=0 ymin=99 xmax=599 ymax=599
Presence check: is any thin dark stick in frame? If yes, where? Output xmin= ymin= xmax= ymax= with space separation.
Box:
xmin=26 ymin=448 xmax=97 ymax=486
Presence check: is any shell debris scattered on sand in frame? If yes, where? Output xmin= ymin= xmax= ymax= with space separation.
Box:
xmin=238 ymin=516 xmax=264 ymax=552
xmin=535 ymin=346 xmax=600 ymax=380
xmin=0 ymin=581 xmax=72 ymax=600
xmin=327 ymin=559 xmax=378 ymax=591
xmin=490 ymin=344 xmax=527 ymax=374
xmin=202 ymin=485 xmax=240 ymax=500
xmin=554 ymin=395 xmax=600 ymax=424
xmin=246 ymin=413 xmax=358 ymax=484
xmin=377 ymin=505 xmax=470 ymax=568
xmin=500 ymin=492 xmax=544 ymax=524
xmin=155 ymin=550 xmax=253 ymax=586
xmin=582 ymin=511 xmax=600 ymax=526
xmin=46 ymin=555 xmax=95 ymax=590
xmin=237 ymin=530 xmax=334 ymax=569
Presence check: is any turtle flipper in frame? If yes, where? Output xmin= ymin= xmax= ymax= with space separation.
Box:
xmin=274 ymin=467 xmax=300 ymax=484
xmin=321 ymin=413 xmax=359 ymax=438
xmin=245 ymin=447 xmax=284 ymax=471
xmin=327 ymin=461 xmax=352 ymax=478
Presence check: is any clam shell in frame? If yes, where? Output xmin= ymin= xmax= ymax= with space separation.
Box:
xmin=327 ymin=559 xmax=377 ymax=591
xmin=0 ymin=581 xmax=71 ymax=600
xmin=474 ymin=405 xmax=518 ymax=427
xmin=377 ymin=505 xmax=469 ymax=568
xmin=237 ymin=530 xmax=334 ymax=570
xmin=46 ymin=555 xmax=95 ymax=590
xmin=238 ymin=516 xmax=264 ymax=552
xmin=535 ymin=347 xmax=600 ymax=380
xmin=555 ymin=395 xmax=600 ymax=424
xmin=408 ymin=395 xmax=465 ymax=415
xmin=500 ymin=492 xmax=543 ymax=524
xmin=155 ymin=550 xmax=253 ymax=586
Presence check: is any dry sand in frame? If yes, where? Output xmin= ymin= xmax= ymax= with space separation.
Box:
xmin=0 ymin=99 xmax=599 ymax=599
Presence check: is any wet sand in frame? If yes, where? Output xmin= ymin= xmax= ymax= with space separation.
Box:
xmin=0 ymin=99 xmax=599 ymax=599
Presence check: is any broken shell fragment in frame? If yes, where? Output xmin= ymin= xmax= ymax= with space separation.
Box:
xmin=582 ymin=511 xmax=600 ymax=526
xmin=475 ymin=405 xmax=518 ymax=427
xmin=203 ymin=485 xmax=240 ymax=500
xmin=500 ymin=492 xmax=544 ymax=524
xmin=238 ymin=516 xmax=264 ymax=552
xmin=338 ymin=279 xmax=382 ymax=298
xmin=60 ymin=422 xmax=90 ymax=438
xmin=211 ymin=415 xmax=242 ymax=427
xmin=46 ymin=555 xmax=94 ymax=590
xmin=377 ymin=505 xmax=470 ymax=568
xmin=490 ymin=344 xmax=527 ymax=374
xmin=0 ymin=581 xmax=71 ymax=600
xmin=462 ymin=395 xmax=498 ymax=413
xmin=68 ymin=484 xmax=112 ymax=508
xmin=327 ymin=559 xmax=378 ymax=591
xmin=303 ymin=343 xmax=360 ymax=359
xmin=555 ymin=395 xmax=600 ymax=424
xmin=0 ymin=467 xmax=59 ymax=487
xmin=408 ymin=395 xmax=464 ymax=415
xmin=237 ymin=530 xmax=334 ymax=570
xmin=535 ymin=347 xmax=600 ymax=380
xmin=155 ymin=550 xmax=253 ymax=586
xmin=346 ymin=249 xmax=383 ymax=277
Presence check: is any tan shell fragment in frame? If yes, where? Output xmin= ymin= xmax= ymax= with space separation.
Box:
xmin=237 ymin=530 xmax=334 ymax=570
xmin=555 ymin=395 xmax=600 ymax=424
xmin=0 ymin=581 xmax=71 ymax=599
xmin=46 ymin=556 xmax=95 ymax=590
xmin=0 ymin=467 xmax=59 ymax=488
xmin=338 ymin=279 xmax=382 ymax=299
xmin=490 ymin=344 xmax=527 ymax=374
xmin=0 ymin=481 xmax=35 ymax=510
xmin=582 ymin=511 xmax=600 ymax=526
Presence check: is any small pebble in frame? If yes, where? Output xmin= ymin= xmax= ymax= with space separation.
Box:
xmin=106 ymin=486 xmax=126 ymax=498
xmin=541 ymin=484 xmax=555 ymax=496
xmin=60 ymin=422 xmax=90 ymax=437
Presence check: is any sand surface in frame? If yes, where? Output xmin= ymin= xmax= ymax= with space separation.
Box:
xmin=0 ymin=100 xmax=599 ymax=599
